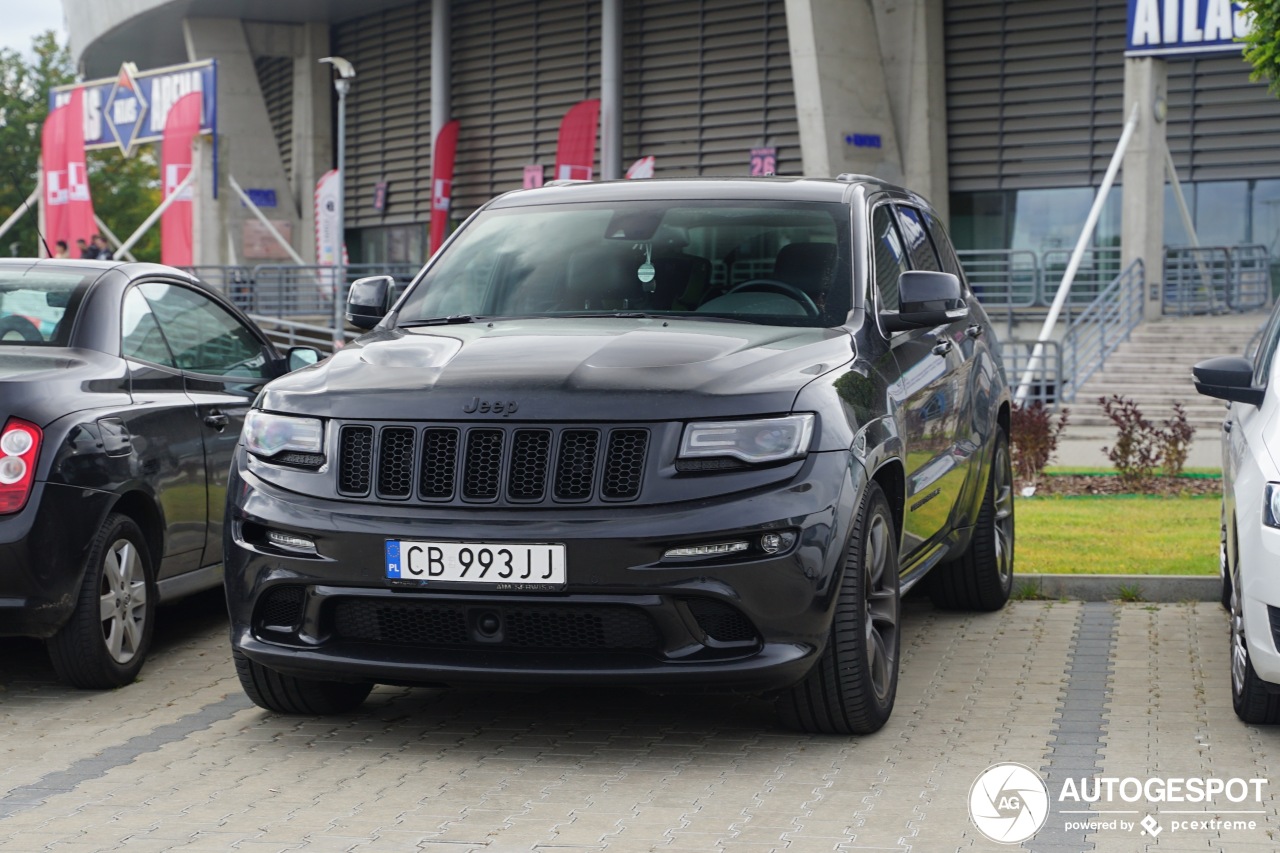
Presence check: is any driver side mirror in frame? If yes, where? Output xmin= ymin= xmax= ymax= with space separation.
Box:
xmin=880 ymin=270 xmax=968 ymax=332
xmin=346 ymin=275 xmax=395 ymax=330
xmin=1193 ymin=355 xmax=1265 ymax=406
xmin=286 ymin=346 xmax=321 ymax=372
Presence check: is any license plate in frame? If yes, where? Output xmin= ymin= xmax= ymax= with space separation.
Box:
xmin=386 ymin=540 xmax=566 ymax=589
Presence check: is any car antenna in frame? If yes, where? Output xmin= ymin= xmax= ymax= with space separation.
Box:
xmin=10 ymin=169 xmax=52 ymax=258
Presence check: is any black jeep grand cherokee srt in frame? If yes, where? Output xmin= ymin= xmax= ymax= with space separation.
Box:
xmin=224 ymin=176 xmax=1013 ymax=734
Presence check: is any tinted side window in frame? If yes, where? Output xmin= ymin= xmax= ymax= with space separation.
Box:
xmin=895 ymin=206 xmax=942 ymax=272
xmin=138 ymin=283 xmax=268 ymax=378
xmin=1254 ymin=305 xmax=1280 ymax=387
xmin=872 ymin=205 xmax=909 ymax=312
xmin=121 ymin=288 xmax=176 ymax=366
xmin=922 ymin=209 xmax=966 ymax=282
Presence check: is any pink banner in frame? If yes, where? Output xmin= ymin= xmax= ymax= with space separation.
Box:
xmin=160 ymin=92 xmax=201 ymax=267
xmin=554 ymin=100 xmax=599 ymax=182
xmin=429 ymin=119 xmax=459 ymax=255
xmin=42 ymin=88 xmax=97 ymax=256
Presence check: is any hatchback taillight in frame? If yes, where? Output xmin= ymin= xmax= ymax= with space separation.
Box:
xmin=0 ymin=418 xmax=41 ymax=514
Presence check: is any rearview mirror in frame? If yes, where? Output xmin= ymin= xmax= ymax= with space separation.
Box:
xmin=880 ymin=270 xmax=968 ymax=332
xmin=1193 ymin=355 xmax=1264 ymax=406
xmin=287 ymin=346 xmax=321 ymax=372
xmin=346 ymin=275 xmax=395 ymax=330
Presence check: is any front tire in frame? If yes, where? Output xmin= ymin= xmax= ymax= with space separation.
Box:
xmin=1230 ymin=561 xmax=1280 ymax=724
xmin=929 ymin=430 xmax=1014 ymax=611
xmin=234 ymin=649 xmax=373 ymax=715
xmin=47 ymin=513 xmax=156 ymax=689
xmin=777 ymin=481 xmax=900 ymax=735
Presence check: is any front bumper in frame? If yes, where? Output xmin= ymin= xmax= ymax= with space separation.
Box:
xmin=0 ymin=482 xmax=114 ymax=638
xmin=225 ymin=449 xmax=866 ymax=692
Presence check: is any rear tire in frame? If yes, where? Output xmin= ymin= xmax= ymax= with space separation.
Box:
xmin=234 ymin=649 xmax=373 ymax=715
xmin=47 ymin=514 xmax=156 ymax=689
xmin=777 ymin=481 xmax=900 ymax=735
xmin=929 ymin=430 xmax=1014 ymax=612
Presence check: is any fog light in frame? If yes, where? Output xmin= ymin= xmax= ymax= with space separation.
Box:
xmin=663 ymin=541 xmax=749 ymax=558
xmin=760 ymin=531 xmax=797 ymax=554
xmin=266 ymin=530 xmax=316 ymax=552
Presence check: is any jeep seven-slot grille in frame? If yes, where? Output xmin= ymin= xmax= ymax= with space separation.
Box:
xmin=337 ymin=423 xmax=649 ymax=504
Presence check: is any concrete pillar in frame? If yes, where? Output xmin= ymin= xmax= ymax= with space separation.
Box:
xmin=785 ymin=0 xmax=904 ymax=182
xmin=600 ymin=0 xmax=622 ymax=181
xmin=292 ymin=23 xmax=333 ymax=265
xmin=1122 ymin=56 xmax=1168 ymax=319
xmin=872 ymin=0 xmax=950 ymax=221
xmin=431 ymin=0 xmax=451 ymax=143
xmin=183 ymin=17 xmax=299 ymax=266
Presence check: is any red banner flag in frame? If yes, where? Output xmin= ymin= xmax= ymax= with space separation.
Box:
xmin=160 ymin=92 xmax=201 ymax=266
xmin=42 ymin=88 xmax=97 ymax=257
xmin=429 ymin=119 xmax=459 ymax=255
xmin=554 ymin=99 xmax=600 ymax=182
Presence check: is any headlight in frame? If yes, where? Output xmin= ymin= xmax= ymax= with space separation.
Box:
xmin=1266 ymin=483 xmax=1280 ymax=529
xmin=679 ymin=414 xmax=815 ymax=464
xmin=243 ymin=410 xmax=325 ymax=459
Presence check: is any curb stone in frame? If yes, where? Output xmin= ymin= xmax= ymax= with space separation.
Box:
xmin=1014 ymin=573 xmax=1220 ymax=602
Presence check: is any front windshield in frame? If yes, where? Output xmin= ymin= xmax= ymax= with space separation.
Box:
xmin=0 ymin=270 xmax=93 ymax=346
xmin=397 ymin=199 xmax=853 ymax=328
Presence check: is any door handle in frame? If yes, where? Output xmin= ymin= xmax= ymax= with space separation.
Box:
xmin=965 ymin=323 xmax=985 ymax=339
xmin=203 ymin=411 xmax=230 ymax=431
xmin=1223 ymin=420 xmax=1233 ymax=434
xmin=932 ymin=336 xmax=953 ymax=357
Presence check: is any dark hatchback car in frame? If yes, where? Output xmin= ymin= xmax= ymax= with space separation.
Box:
xmin=0 ymin=260 xmax=316 ymax=688
xmin=225 ymin=176 xmax=1014 ymax=734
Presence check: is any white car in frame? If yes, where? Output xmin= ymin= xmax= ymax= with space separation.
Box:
xmin=1195 ymin=311 xmax=1280 ymax=724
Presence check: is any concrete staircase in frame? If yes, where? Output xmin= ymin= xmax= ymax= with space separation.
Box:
xmin=1053 ymin=311 xmax=1269 ymax=468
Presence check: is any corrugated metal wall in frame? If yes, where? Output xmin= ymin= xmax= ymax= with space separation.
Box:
xmin=254 ymin=57 xmax=294 ymax=188
xmin=945 ymin=0 xmax=1127 ymax=191
xmin=945 ymin=0 xmax=1280 ymax=191
xmin=331 ymin=3 xmax=433 ymax=229
xmin=331 ymin=0 xmax=798 ymax=224
xmin=622 ymin=0 xmax=798 ymax=176
xmin=1167 ymin=54 xmax=1280 ymax=182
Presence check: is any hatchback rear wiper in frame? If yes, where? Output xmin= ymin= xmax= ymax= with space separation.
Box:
xmin=399 ymin=314 xmax=480 ymax=327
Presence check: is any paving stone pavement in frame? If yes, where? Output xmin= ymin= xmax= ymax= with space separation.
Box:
xmin=2 ymin=591 xmax=1279 ymax=852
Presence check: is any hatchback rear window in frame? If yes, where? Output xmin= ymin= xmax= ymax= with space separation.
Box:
xmin=0 ymin=270 xmax=93 ymax=346
xmin=398 ymin=200 xmax=853 ymax=328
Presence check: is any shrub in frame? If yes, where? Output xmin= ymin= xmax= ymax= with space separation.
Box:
xmin=1099 ymin=395 xmax=1163 ymax=491
xmin=1160 ymin=402 xmax=1196 ymax=478
xmin=1010 ymin=401 xmax=1070 ymax=484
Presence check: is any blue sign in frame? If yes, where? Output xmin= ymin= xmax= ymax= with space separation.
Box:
xmin=244 ymin=189 xmax=278 ymax=208
xmin=1126 ymin=0 xmax=1252 ymax=57
xmin=845 ymin=133 xmax=882 ymax=149
xmin=50 ymin=60 xmax=218 ymax=155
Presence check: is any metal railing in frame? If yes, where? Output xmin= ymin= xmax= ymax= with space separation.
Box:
xmin=1059 ymin=259 xmax=1145 ymax=402
xmin=181 ymin=263 xmax=418 ymax=319
xmin=1004 ymin=259 xmax=1144 ymax=407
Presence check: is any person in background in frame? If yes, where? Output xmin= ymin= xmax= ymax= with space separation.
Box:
xmin=53 ymin=240 xmax=70 ymax=259
xmin=76 ymin=238 xmax=93 ymax=258
xmin=90 ymin=234 xmax=111 ymax=259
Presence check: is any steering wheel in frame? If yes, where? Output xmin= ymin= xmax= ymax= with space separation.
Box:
xmin=724 ymin=279 xmax=820 ymax=317
xmin=0 ymin=315 xmax=42 ymax=343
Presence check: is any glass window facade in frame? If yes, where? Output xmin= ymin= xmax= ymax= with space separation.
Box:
xmin=951 ymin=181 xmax=1280 ymax=254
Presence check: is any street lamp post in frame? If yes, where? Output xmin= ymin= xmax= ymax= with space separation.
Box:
xmin=320 ymin=56 xmax=356 ymax=351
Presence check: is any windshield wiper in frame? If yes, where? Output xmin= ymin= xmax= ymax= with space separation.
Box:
xmin=399 ymin=314 xmax=480 ymax=327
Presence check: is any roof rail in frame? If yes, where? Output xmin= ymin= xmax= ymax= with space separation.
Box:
xmin=543 ymin=179 xmax=592 ymax=187
xmin=835 ymin=173 xmax=879 ymax=183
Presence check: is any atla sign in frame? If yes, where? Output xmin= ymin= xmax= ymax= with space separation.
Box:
xmin=1126 ymin=0 xmax=1254 ymax=57
xmin=50 ymin=60 xmax=217 ymax=156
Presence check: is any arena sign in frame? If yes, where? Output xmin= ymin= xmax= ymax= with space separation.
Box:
xmin=1126 ymin=0 xmax=1253 ymax=56
xmin=49 ymin=60 xmax=217 ymax=157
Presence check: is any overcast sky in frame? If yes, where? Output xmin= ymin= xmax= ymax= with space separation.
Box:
xmin=0 ymin=1 xmax=67 ymax=57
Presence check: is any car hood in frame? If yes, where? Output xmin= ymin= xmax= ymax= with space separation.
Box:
xmin=0 ymin=348 xmax=130 ymax=427
xmin=259 ymin=318 xmax=854 ymax=421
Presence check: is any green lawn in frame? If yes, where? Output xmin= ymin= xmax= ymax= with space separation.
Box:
xmin=1017 ymin=495 xmax=1219 ymax=575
